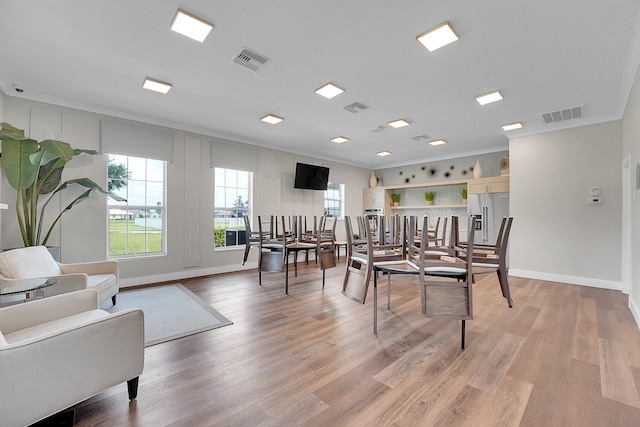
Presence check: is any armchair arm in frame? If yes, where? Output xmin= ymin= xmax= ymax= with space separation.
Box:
xmin=58 ymin=259 xmax=118 ymax=278
xmin=0 ymin=289 xmax=99 ymax=334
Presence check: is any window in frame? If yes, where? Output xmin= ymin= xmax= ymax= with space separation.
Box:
xmin=324 ymin=182 xmax=344 ymax=218
xmin=107 ymin=154 xmax=166 ymax=257
xmin=214 ymin=168 xmax=252 ymax=248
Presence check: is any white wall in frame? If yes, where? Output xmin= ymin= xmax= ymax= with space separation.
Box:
xmin=1 ymin=95 xmax=371 ymax=286
xmin=622 ymin=68 xmax=640 ymax=325
xmin=509 ymin=121 xmax=622 ymax=289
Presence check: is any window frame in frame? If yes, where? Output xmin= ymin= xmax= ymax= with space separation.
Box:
xmin=214 ymin=167 xmax=253 ymax=250
xmin=324 ymin=182 xmax=345 ymax=219
xmin=107 ymin=154 xmax=167 ymax=259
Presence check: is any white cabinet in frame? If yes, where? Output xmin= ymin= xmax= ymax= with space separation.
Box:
xmin=363 ymin=188 xmax=386 ymax=209
xmin=467 ymin=176 xmax=509 ymax=194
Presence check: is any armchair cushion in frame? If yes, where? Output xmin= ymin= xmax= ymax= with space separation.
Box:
xmin=0 ymin=246 xmax=61 ymax=279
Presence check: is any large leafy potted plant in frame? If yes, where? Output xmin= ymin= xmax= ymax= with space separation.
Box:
xmin=0 ymin=122 xmax=125 ymax=247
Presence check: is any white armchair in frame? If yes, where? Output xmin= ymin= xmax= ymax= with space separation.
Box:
xmin=0 ymin=289 xmax=144 ymax=426
xmin=0 ymin=246 xmax=119 ymax=306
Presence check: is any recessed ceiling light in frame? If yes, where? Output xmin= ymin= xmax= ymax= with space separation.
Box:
xmin=428 ymin=139 xmax=447 ymax=146
xmin=376 ymin=151 xmax=392 ymax=157
xmin=475 ymin=91 xmax=503 ymax=105
xmin=260 ymin=114 xmax=283 ymax=124
xmin=331 ymin=136 xmax=349 ymax=144
xmin=502 ymin=122 xmax=523 ymax=131
xmin=170 ymin=9 xmax=213 ymax=42
xmin=143 ymin=78 xmax=172 ymax=94
xmin=388 ymin=119 xmax=410 ymax=128
xmin=315 ymin=83 xmax=345 ymax=99
xmin=416 ymin=21 xmax=459 ymax=52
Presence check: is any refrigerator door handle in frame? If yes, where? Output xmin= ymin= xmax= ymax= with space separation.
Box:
xmin=483 ymin=205 xmax=488 ymax=242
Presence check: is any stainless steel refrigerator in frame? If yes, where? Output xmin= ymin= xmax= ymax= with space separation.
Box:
xmin=467 ymin=192 xmax=509 ymax=245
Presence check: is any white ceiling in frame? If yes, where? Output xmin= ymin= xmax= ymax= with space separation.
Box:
xmin=1 ymin=0 xmax=640 ymax=169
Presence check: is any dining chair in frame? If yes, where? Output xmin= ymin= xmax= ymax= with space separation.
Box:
xmin=423 ymin=216 xmax=453 ymax=257
xmin=257 ymin=215 xmax=286 ymax=285
xmin=316 ymin=216 xmax=337 ymax=287
xmin=342 ymin=215 xmax=406 ymax=304
xmin=413 ymin=215 xmax=476 ymax=348
xmin=242 ymin=215 xmax=264 ymax=265
xmin=427 ymin=216 xmax=441 ymax=246
xmin=469 ymin=217 xmax=514 ymax=308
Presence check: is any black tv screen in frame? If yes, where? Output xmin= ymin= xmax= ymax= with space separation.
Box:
xmin=294 ymin=162 xmax=330 ymax=190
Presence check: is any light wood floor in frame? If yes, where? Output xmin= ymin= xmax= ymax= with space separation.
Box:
xmin=70 ymin=259 xmax=640 ymax=426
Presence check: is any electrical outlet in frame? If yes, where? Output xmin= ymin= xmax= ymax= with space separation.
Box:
xmin=588 ymin=196 xmax=603 ymax=205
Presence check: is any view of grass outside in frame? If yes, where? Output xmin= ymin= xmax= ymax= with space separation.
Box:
xmin=109 ymin=219 xmax=162 ymax=255
xmin=109 ymin=219 xmax=162 ymax=256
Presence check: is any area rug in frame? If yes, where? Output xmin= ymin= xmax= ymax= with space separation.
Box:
xmin=101 ymin=283 xmax=232 ymax=346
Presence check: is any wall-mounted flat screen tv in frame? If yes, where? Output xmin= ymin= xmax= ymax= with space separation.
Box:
xmin=294 ymin=162 xmax=330 ymax=190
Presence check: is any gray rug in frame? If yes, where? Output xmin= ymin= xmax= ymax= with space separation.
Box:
xmin=101 ymin=283 xmax=232 ymax=346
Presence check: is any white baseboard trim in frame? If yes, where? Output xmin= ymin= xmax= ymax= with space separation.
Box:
xmin=630 ymin=298 xmax=640 ymax=330
xmin=509 ymin=269 xmax=622 ymax=291
xmin=120 ymin=262 xmax=258 ymax=287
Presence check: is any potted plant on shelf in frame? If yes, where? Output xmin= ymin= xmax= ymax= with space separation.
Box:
xmin=424 ymin=191 xmax=435 ymax=205
xmin=0 ymin=122 xmax=126 ymax=248
xmin=461 ymin=188 xmax=468 ymax=205
xmin=391 ymin=193 xmax=401 ymax=207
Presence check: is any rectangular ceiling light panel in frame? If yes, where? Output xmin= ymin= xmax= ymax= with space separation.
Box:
xmin=475 ymin=91 xmax=503 ymax=105
xmin=331 ymin=136 xmax=349 ymax=144
xmin=315 ymin=83 xmax=345 ymax=99
xmin=171 ymin=10 xmax=213 ymax=42
xmin=388 ymin=119 xmax=410 ymax=128
xmin=143 ymin=78 xmax=172 ymax=94
xmin=428 ymin=139 xmax=447 ymax=146
xmin=502 ymin=122 xmax=523 ymax=131
xmin=260 ymin=114 xmax=283 ymax=124
xmin=417 ymin=21 xmax=459 ymax=52
xmin=376 ymin=151 xmax=392 ymax=157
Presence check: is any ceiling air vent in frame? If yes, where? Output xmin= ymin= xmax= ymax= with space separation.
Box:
xmin=232 ymin=48 xmax=270 ymax=72
xmin=370 ymin=125 xmax=386 ymax=133
xmin=411 ymin=134 xmax=430 ymax=141
xmin=540 ymin=105 xmax=585 ymax=124
xmin=343 ymin=102 xmax=370 ymax=113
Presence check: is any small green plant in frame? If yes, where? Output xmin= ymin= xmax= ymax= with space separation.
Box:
xmin=391 ymin=193 xmax=401 ymax=203
xmin=214 ymin=228 xmax=225 ymax=247
xmin=460 ymin=188 xmax=468 ymax=200
xmin=424 ymin=191 xmax=436 ymax=202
